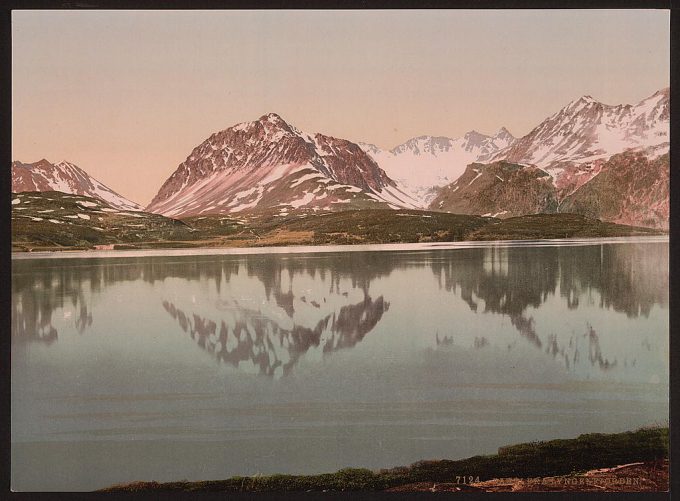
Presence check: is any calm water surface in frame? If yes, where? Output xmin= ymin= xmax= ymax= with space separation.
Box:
xmin=11 ymin=238 xmax=669 ymax=491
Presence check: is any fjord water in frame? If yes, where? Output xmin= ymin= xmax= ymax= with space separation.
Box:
xmin=12 ymin=239 xmax=668 ymax=491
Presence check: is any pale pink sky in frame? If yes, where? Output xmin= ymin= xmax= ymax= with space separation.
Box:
xmin=12 ymin=10 xmax=669 ymax=206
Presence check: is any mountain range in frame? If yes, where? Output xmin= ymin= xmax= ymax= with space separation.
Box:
xmin=359 ymin=127 xmax=516 ymax=203
xmin=11 ymin=87 xmax=670 ymax=229
xmin=427 ymin=88 xmax=669 ymax=228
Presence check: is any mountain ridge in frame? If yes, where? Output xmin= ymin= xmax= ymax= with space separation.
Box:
xmin=492 ymin=88 xmax=669 ymax=175
xmin=358 ymin=127 xmax=517 ymax=205
xmin=11 ymin=159 xmax=142 ymax=211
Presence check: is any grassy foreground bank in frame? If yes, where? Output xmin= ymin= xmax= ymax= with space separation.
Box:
xmin=100 ymin=426 xmax=668 ymax=493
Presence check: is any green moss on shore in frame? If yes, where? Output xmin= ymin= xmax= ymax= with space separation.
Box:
xmin=468 ymin=213 xmax=661 ymax=240
xmin=100 ymin=426 xmax=668 ymax=492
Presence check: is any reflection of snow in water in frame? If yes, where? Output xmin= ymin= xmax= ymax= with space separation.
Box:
xmin=162 ymin=291 xmax=389 ymax=379
xmin=11 ymin=240 xmax=668 ymax=383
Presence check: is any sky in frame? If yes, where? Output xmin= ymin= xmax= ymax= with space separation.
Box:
xmin=12 ymin=10 xmax=670 ymax=206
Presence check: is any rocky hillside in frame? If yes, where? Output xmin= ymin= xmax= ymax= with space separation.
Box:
xmin=428 ymin=161 xmax=558 ymax=218
xmin=560 ymin=151 xmax=669 ymax=229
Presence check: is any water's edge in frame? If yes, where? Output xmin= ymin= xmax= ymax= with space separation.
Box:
xmin=11 ymin=235 xmax=669 ymax=260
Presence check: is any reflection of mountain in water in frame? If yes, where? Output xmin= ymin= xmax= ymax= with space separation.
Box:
xmin=558 ymin=244 xmax=668 ymax=317
xmin=431 ymin=244 xmax=667 ymax=319
xmin=542 ymin=324 xmax=618 ymax=371
xmin=162 ymin=293 xmax=389 ymax=377
xmin=11 ymin=242 xmax=667 ymax=377
xmin=430 ymin=243 xmax=667 ymax=370
xmin=11 ymin=263 xmax=95 ymax=344
xmin=433 ymin=246 xmax=557 ymax=349
xmin=150 ymin=254 xmax=395 ymax=376
xmin=11 ymin=252 xmax=397 ymax=347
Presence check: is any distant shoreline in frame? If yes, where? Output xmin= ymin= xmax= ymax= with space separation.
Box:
xmin=11 ymin=235 xmax=669 ymax=260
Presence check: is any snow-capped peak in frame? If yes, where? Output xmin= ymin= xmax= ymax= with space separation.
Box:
xmin=560 ymin=95 xmax=600 ymax=116
xmin=146 ymin=113 xmax=412 ymax=217
xmin=632 ymin=88 xmax=669 ymax=123
xmin=260 ymin=112 xmax=287 ymax=124
xmin=463 ymin=130 xmax=488 ymax=146
xmin=491 ymin=127 xmax=515 ymax=148
xmin=391 ymin=135 xmax=455 ymax=156
xmin=12 ymin=159 xmax=142 ymax=211
xmin=493 ymin=87 xmax=669 ymax=175
xmin=231 ymin=113 xmax=291 ymax=133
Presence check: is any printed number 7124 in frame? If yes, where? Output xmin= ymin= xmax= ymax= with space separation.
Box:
xmin=455 ymin=476 xmax=480 ymax=484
